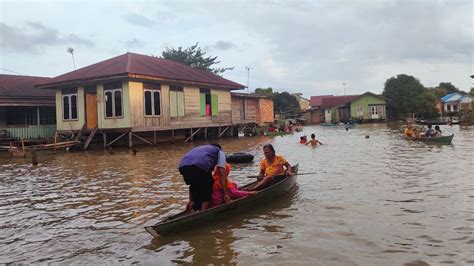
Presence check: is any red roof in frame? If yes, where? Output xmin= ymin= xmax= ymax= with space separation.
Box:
xmin=0 ymin=74 xmax=54 ymax=98
xmin=320 ymin=95 xmax=359 ymax=109
xmin=37 ymin=52 xmax=245 ymax=89
xmin=310 ymin=95 xmax=332 ymax=107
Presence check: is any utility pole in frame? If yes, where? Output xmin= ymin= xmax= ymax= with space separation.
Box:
xmin=343 ymin=82 xmax=347 ymax=123
xmin=67 ymin=47 xmax=76 ymax=70
xmin=245 ymin=66 xmax=253 ymax=93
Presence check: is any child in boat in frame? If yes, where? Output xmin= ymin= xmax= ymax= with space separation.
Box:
xmin=306 ymin=133 xmax=323 ymax=146
xmin=210 ymin=163 xmax=255 ymax=207
xmin=404 ymin=123 xmax=414 ymax=138
xmin=434 ymin=125 xmax=442 ymax=136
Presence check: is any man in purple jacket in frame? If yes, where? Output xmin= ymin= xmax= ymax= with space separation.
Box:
xmin=179 ymin=144 xmax=231 ymax=211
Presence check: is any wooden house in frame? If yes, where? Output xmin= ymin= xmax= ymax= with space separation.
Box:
xmin=36 ymin=53 xmax=245 ymax=148
xmin=349 ymin=92 xmax=387 ymax=122
xmin=231 ymin=92 xmax=274 ymax=126
xmin=308 ymin=92 xmax=387 ymax=123
xmin=0 ymin=74 xmax=56 ymax=142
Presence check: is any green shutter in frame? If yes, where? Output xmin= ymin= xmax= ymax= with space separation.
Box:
xmin=200 ymin=93 xmax=205 ymax=116
xmin=211 ymin=94 xmax=218 ymax=116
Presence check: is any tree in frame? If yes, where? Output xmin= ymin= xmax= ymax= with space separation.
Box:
xmin=273 ymin=92 xmax=301 ymax=115
xmin=161 ymin=42 xmax=234 ymax=75
xmin=254 ymin=87 xmax=275 ymax=98
xmin=382 ymin=74 xmax=439 ymax=120
xmin=470 ymin=87 xmax=474 ymax=97
xmin=255 ymin=88 xmax=300 ymax=115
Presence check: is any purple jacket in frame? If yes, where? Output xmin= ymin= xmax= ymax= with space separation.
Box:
xmin=178 ymin=145 xmax=221 ymax=173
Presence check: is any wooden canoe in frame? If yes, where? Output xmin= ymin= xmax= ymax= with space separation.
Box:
xmin=145 ymin=164 xmax=299 ymax=237
xmin=415 ymin=134 xmax=454 ymax=144
xmin=263 ymin=130 xmax=292 ymax=137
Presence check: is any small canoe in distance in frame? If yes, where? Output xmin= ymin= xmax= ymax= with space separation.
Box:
xmin=263 ymin=130 xmax=291 ymax=137
xmin=415 ymin=134 xmax=454 ymax=144
xmin=144 ymin=164 xmax=299 ymax=237
xmin=226 ymin=152 xmax=254 ymax=163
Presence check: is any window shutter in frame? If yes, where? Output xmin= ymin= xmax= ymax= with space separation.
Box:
xmin=170 ymin=90 xmax=177 ymax=117
xmin=211 ymin=94 xmax=218 ymax=116
xmin=200 ymin=93 xmax=205 ymax=116
xmin=177 ymin=91 xmax=185 ymax=117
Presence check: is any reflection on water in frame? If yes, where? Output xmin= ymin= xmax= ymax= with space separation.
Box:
xmin=1 ymin=124 xmax=473 ymax=264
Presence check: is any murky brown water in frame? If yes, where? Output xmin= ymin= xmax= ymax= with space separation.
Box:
xmin=1 ymin=124 xmax=473 ymax=264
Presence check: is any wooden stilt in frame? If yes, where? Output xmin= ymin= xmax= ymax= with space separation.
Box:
xmin=204 ymin=127 xmax=208 ymax=140
xmin=128 ymin=131 xmax=133 ymax=148
xmin=53 ymin=131 xmax=58 ymax=152
xmin=185 ymin=128 xmax=202 ymax=143
xmin=103 ymin=133 xmax=107 ymax=149
xmin=31 ymin=149 xmax=38 ymax=165
xmin=21 ymin=139 xmax=26 ymax=158
xmin=171 ymin=130 xmax=175 ymax=144
xmin=218 ymin=126 xmax=221 ymax=137
xmin=132 ymin=133 xmax=153 ymax=146
xmin=153 ymin=131 xmax=157 ymax=146
xmin=106 ymin=132 xmax=128 ymax=148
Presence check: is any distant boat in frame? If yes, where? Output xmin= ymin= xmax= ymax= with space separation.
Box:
xmin=404 ymin=134 xmax=454 ymax=144
xmin=416 ymin=118 xmax=459 ymax=125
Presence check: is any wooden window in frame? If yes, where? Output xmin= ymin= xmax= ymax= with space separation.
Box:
xmin=199 ymin=88 xmax=218 ymax=116
xmin=170 ymin=86 xmax=184 ymax=117
xmin=104 ymin=82 xmax=123 ymax=118
xmin=61 ymin=88 xmax=78 ymax=120
xmin=144 ymin=83 xmax=161 ymax=117
xmin=39 ymin=107 xmax=56 ymax=125
xmin=356 ymin=106 xmax=363 ymax=116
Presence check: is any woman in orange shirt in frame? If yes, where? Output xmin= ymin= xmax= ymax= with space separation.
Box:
xmin=250 ymin=144 xmax=293 ymax=191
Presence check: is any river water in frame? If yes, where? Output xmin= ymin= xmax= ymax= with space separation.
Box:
xmin=1 ymin=124 xmax=473 ymax=265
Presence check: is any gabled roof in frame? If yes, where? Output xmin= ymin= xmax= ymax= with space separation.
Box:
xmin=320 ymin=95 xmax=359 ymax=109
xmin=310 ymin=95 xmax=333 ymax=107
xmin=37 ymin=52 xmax=245 ymax=89
xmin=441 ymin=92 xmax=464 ymax=103
xmin=0 ymin=74 xmax=53 ymax=97
xmin=0 ymin=74 xmax=55 ymax=106
xmin=231 ymin=92 xmax=270 ymax=98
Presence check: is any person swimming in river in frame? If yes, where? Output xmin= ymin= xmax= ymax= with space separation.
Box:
xmin=306 ymin=133 xmax=323 ymax=146
xmin=299 ymin=135 xmax=307 ymax=144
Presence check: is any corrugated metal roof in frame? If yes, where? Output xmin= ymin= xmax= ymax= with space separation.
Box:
xmin=0 ymin=74 xmax=54 ymax=98
xmin=37 ymin=52 xmax=245 ymax=89
xmin=441 ymin=92 xmax=463 ymax=103
xmin=310 ymin=95 xmax=333 ymax=107
xmin=320 ymin=95 xmax=359 ymax=109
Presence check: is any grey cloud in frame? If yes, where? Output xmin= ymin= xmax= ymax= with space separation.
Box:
xmin=0 ymin=22 xmax=94 ymax=54
xmin=213 ymin=41 xmax=236 ymax=51
xmin=124 ymin=38 xmax=144 ymax=48
xmin=121 ymin=13 xmax=155 ymax=28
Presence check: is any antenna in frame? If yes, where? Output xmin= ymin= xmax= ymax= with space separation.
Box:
xmin=245 ymin=66 xmax=253 ymax=93
xmin=67 ymin=47 xmax=76 ymax=70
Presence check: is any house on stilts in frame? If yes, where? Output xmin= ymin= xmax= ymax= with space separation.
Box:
xmin=36 ymin=52 xmax=247 ymax=149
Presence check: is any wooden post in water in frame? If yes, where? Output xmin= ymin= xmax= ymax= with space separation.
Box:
xmin=153 ymin=131 xmax=157 ymax=146
xmin=128 ymin=131 xmax=133 ymax=148
xmin=204 ymin=127 xmax=208 ymax=140
xmin=21 ymin=139 xmax=26 ymax=158
xmin=171 ymin=130 xmax=175 ymax=144
xmin=31 ymin=149 xmax=38 ymax=165
xmin=103 ymin=133 xmax=107 ymax=149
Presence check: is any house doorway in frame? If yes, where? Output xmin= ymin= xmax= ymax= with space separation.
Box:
xmin=85 ymin=85 xmax=97 ymax=129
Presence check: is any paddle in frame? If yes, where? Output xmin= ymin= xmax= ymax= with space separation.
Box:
xmin=247 ymin=172 xmax=317 ymax=178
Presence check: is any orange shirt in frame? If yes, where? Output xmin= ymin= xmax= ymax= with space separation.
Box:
xmin=260 ymin=155 xmax=287 ymax=177
xmin=213 ymin=164 xmax=233 ymax=190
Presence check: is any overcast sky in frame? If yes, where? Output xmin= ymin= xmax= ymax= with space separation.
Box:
xmin=0 ymin=0 xmax=472 ymax=98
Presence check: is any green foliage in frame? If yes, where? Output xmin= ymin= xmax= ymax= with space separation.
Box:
xmin=254 ymin=87 xmax=274 ymax=98
xmin=382 ymin=74 xmax=439 ymax=120
xmin=470 ymin=87 xmax=474 ymax=96
xmin=255 ymin=87 xmax=301 ymax=114
xmin=432 ymin=82 xmax=464 ymax=98
xmin=161 ymin=42 xmax=234 ymax=75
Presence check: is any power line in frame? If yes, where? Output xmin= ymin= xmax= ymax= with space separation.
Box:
xmin=0 ymin=68 xmax=23 ymax=75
